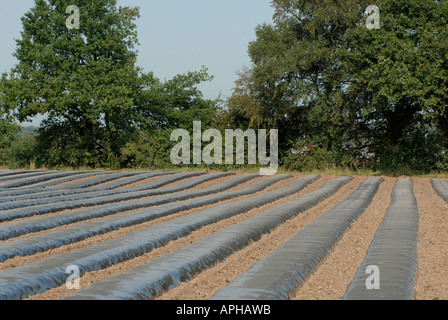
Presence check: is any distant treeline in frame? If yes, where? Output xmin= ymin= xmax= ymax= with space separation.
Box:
xmin=2 ymin=0 xmax=448 ymax=175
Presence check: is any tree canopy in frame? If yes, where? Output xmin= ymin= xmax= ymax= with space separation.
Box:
xmin=223 ymin=0 xmax=448 ymax=172
xmin=0 ymin=0 xmax=217 ymax=169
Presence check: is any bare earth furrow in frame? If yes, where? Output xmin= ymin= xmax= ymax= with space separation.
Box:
xmin=210 ymin=177 xmax=383 ymax=300
xmin=60 ymin=176 xmax=352 ymax=300
xmin=0 ymin=172 xmax=191 ymax=204
xmin=0 ymin=169 xmax=444 ymax=301
xmin=0 ymin=171 xmax=59 ymax=184
xmin=155 ymin=176 xmax=362 ymax=300
xmin=0 ymin=174 xmax=314 ymax=263
xmin=0 ymin=175 xmax=296 ymax=299
xmin=0 ymin=172 xmax=237 ymax=224
xmin=291 ymin=177 xmax=395 ymax=300
xmin=343 ymin=179 xmax=419 ymax=300
xmin=414 ymin=178 xmax=448 ymax=300
xmin=0 ymin=172 xmax=225 ymax=210
xmin=0 ymin=174 xmax=267 ymax=241
xmin=0 ymin=175 xmax=292 ymax=272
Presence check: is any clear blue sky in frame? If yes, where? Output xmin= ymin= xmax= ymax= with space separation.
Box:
xmin=0 ymin=0 xmax=274 ymax=126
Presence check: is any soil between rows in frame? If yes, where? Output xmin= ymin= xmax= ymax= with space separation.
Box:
xmin=414 ymin=178 xmax=448 ymax=300
xmin=0 ymin=174 xmax=268 ymax=271
xmin=155 ymin=176 xmax=363 ymax=300
xmin=24 ymin=174 xmax=306 ymax=300
xmin=0 ymin=173 xmax=446 ymax=300
xmin=0 ymin=173 xmax=241 ymax=229
xmin=46 ymin=174 xmax=109 ymax=188
xmin=291 ymin=177 xmax=395 ymax=300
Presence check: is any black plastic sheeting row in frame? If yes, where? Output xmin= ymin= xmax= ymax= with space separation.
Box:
xmin=0 ymin=172 xmax=211 ymax=210
xmin=26 ymin=171 xmax=168 ymax=190
xmin=0 ymin=170 xmax=42 ymax=179
xmin=117 ymin=171 xmax=209 ymax=192
xmin=0 ymin=174 xmax=317 ymax=263
xmin=0 ymin=171 xmax=88 ymax=188
xmin=0 ymin=171 xmax=57 ymax=183
xmin=431 ymin=179 xmax=448 ymax=203
xmin=0 ymin=172 xmax=109 ymax=198
xmin=0 ymin=171 xmax=186 ymax=202
xmin=0 ymin=172 xmax=110 ymax=205
xmin=210 ymin=177 xmax=383 ymax=300
xmin=0 ymin=174 xmax=293 ymax=299
xmin=0 ymin=171 xmax=14 ymax=178
xmin=0 ymin=172 xmax=212 ymax=221
xmin=60 ymin=176 xmax=353 ymax=300
xmin=0 ymin=171 xmax=77 ymax=188
xmin=0 ymin=171 xmax=145 ymax=191
xmin=343 ymin=179 xmax=419 ymax=300
xmin=0 ymin=173 xmax=251 ymax=239
xmin=68 ymin=171 xmax=200 ymax=191
xmin=74 ymin=171 xmax=174 ymax=191
xmin=13 ymin=172 xmax=103 ymax=189
xmin=0 ymin=172 xmax=113 ymax=196
xmin=0 ymin=170 xmax=22 ymax=177
xmin=47 ymin=171 xmax=141 ymax=190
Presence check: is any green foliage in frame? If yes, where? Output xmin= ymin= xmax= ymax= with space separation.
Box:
xmin=243 ymin=0 xmax=370 ymax=150
xmin=137 ymin=67 xmax=218 ymax=132
xmin=339 ymin=0 xmax=448 ymax=152
xmin=122 ymin=130 xmax=172 ymax=169
xmin=0 ymin=0 xmax=143 ymax=167
xmin=0 ymin=120 xmax=20 ymax=153
xmin=283 ymin=141 xmax=356 ymax=172
xmin=34 ymin=117 xmax=98 ymax=168
xmin=3 ymin=134 xmax=37 ymax=169
xmin=220 ymin=0 xmax=448 ymax=174
xmin=0 ymin=119 xmax=37 ymax=169
xmin=0 ymin=1 xmax=219 ymax=170
xmin=372 ymin=123 xmax=448 ymax=174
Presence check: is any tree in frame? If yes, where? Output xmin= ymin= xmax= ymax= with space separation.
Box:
xmin=0 ymin=76 xmax=21 ymax=165
xmin=0 ymin=0 xmax=143 ymax=167
xmin=0 ymin=118 xmax=21 ymax=166
xmin=225 ymin=0 xmax=369 ymax=162
xmin=122 ymin=68 xmax=219 ymax=169
xmin=339 ymin=0 xmax=448 ymax=169
xmin=216 ymin=66 xmax=260 ymax=130
xmin=137 ymin=67 xmax=218 ymax=133
xmin=223 ymin=0 xmax=448 ymax=172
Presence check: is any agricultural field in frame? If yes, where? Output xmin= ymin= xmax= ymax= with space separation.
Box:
xmin=0 ymin=169 xmax=447 ymax=300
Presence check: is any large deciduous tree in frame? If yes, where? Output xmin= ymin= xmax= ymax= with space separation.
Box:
xmin=339 ymin=0 xmax=448 ymax=162
xmin=0 ymin=0 xmax=143 ymax=167
xmin=225 ymin=0 xmax=448 ymax=171
xmin=227 ymin=0 xmax=369 ymax=162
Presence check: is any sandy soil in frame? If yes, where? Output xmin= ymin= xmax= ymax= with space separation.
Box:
xmin=291 ymin=176 xmax=395 ymax=300
xmin=0 ymin=174 xmax=239 ymax=228
xmin=155 ymin=176 xmax=365 ymax=300
xmin=46 ymin=174 xmax=109 ymax=188
xmin=0 ymin=173 xmax=445 ymax=301
xmin=414 ymin=178 xmax=448 ymax=300
xmin=26 ymin=174 xmax=305 ymax=300
xmin=0 ymin=174 xmax=262 ymax=270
